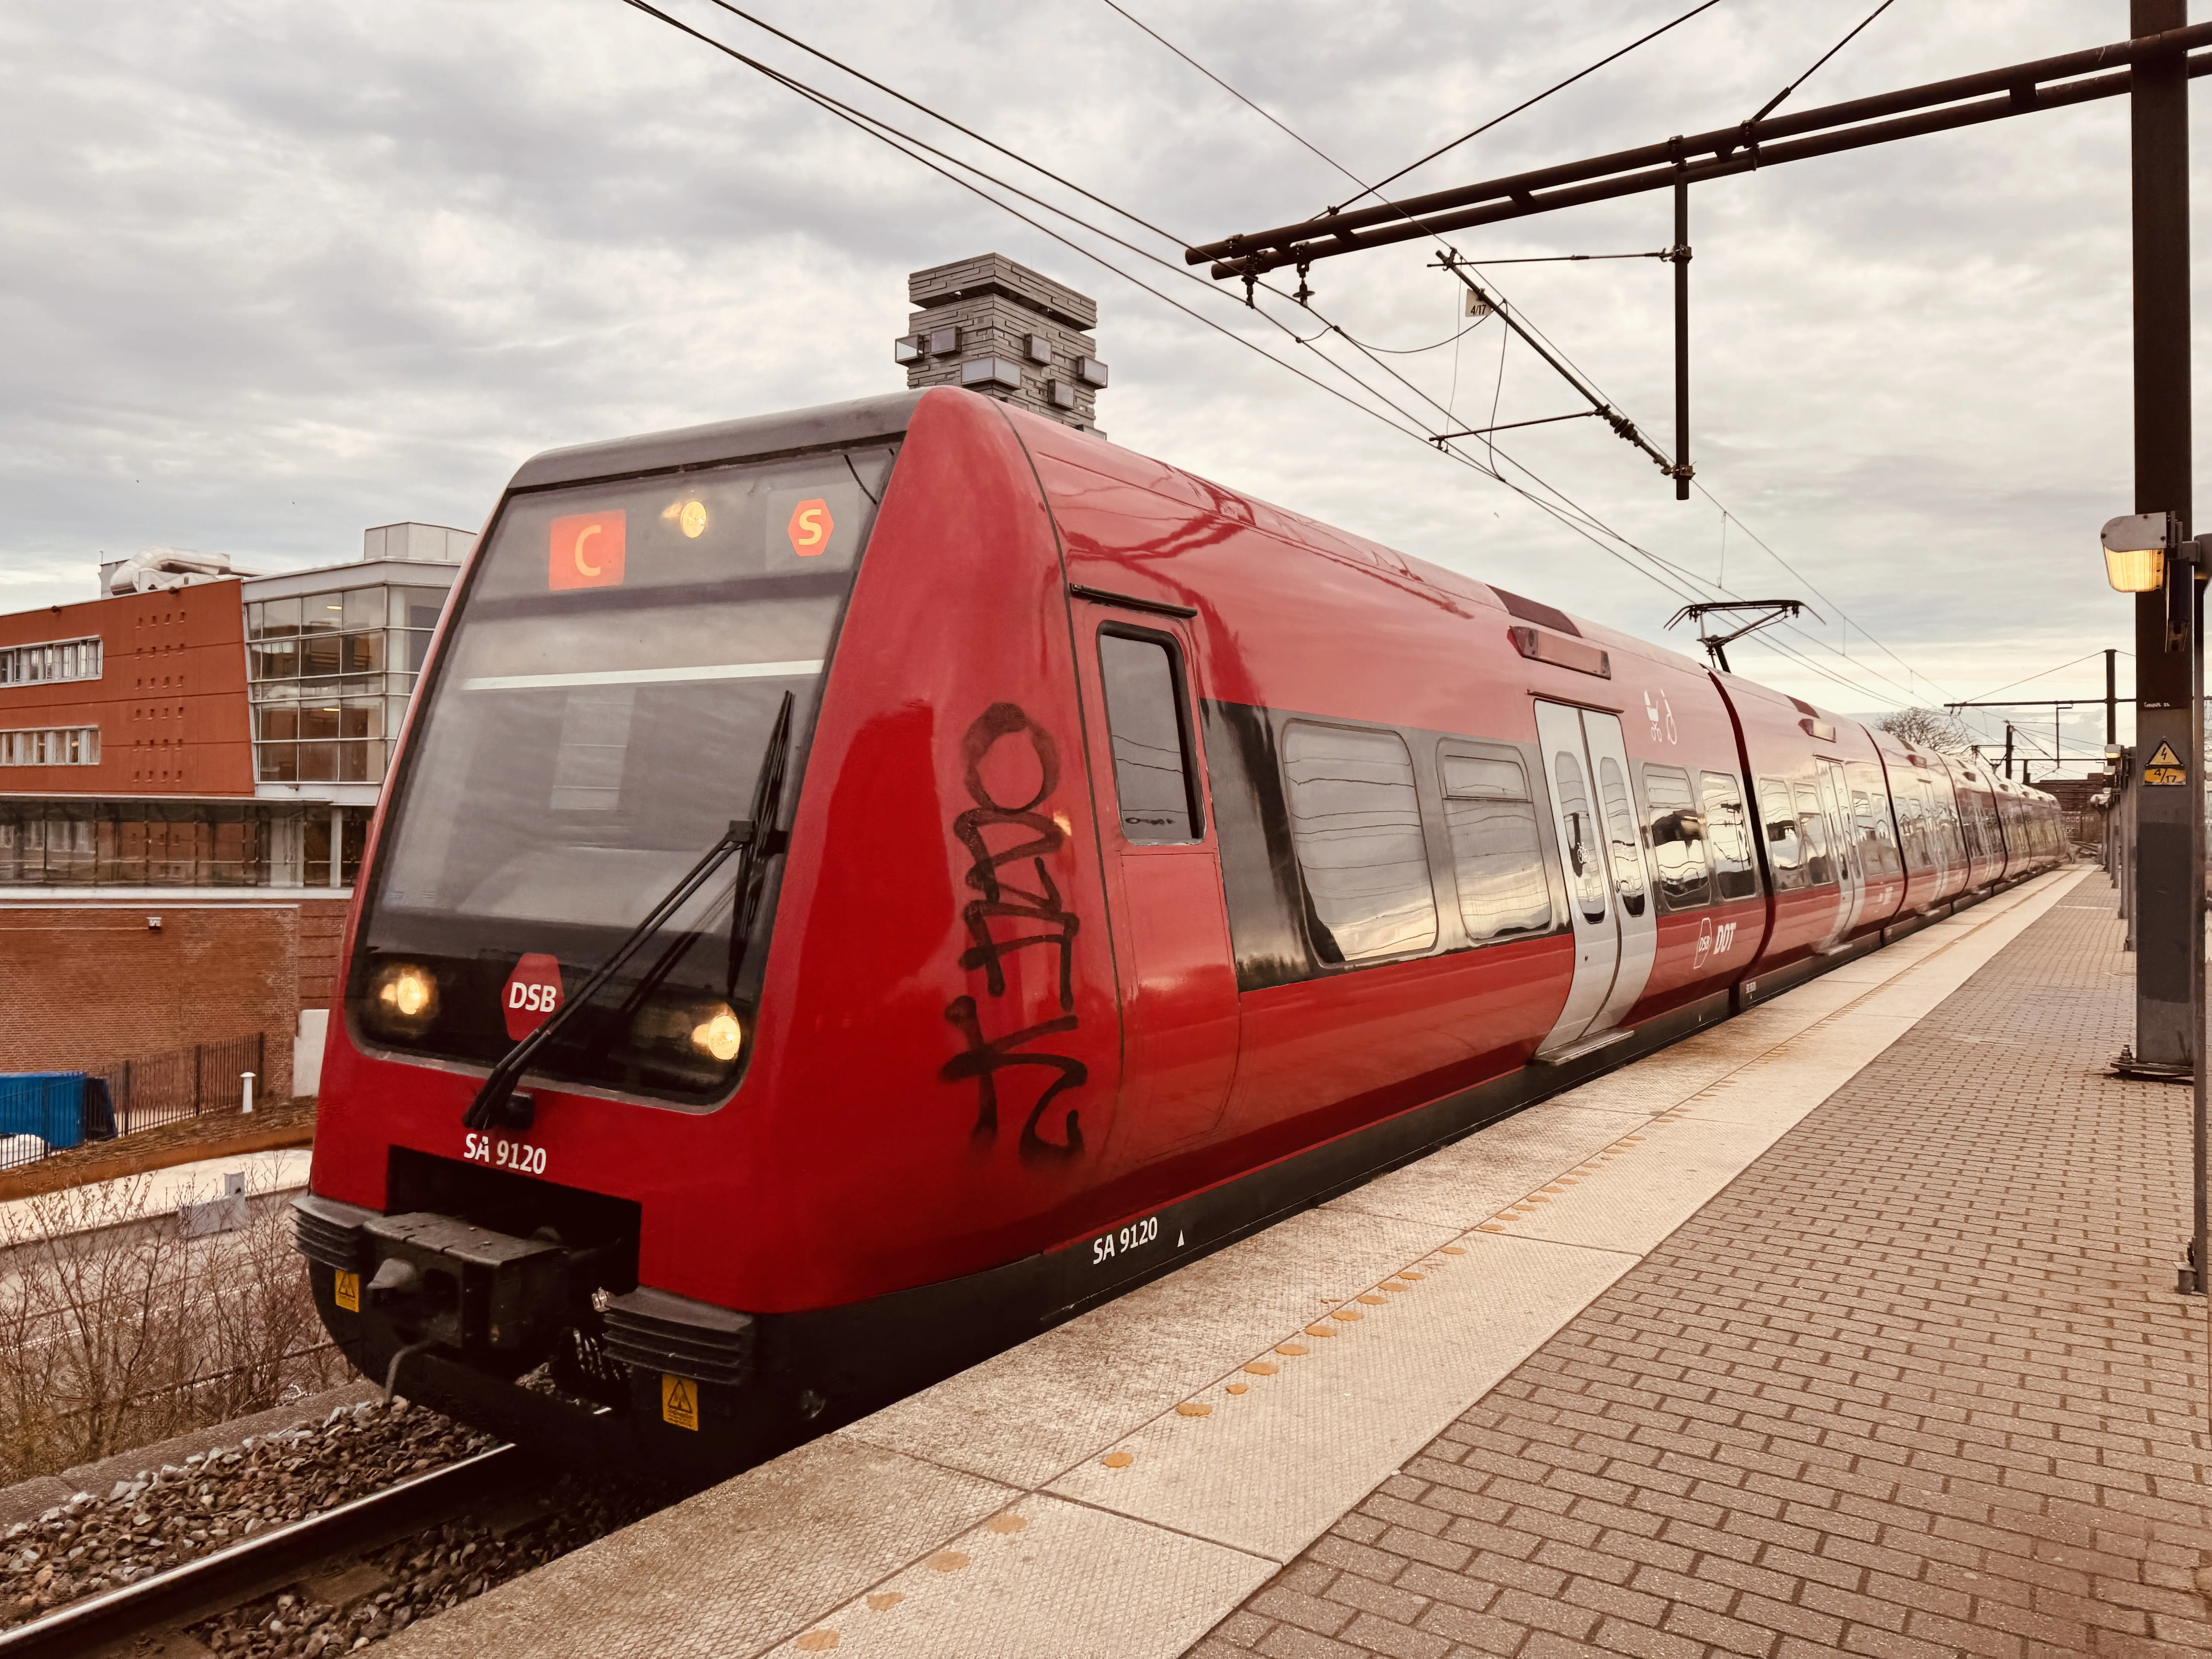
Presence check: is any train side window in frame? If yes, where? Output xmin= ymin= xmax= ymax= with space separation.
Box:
xmin=1438 ymin=747 xmax=1552 ymax=943
xmin=1853 ymin=788 xmax=1902 ymax=878
xmin=1597 ymin=757 xmax=1647 ymax=919
xmin=1553 ymin=749 xmax=1607 ymax=926
xmin=1640 ymin=764 xmax=1711 ymax=910
xmin=1281 ymin=721 xmax=1438 ymax=962
xmin=1097 ymin=630 xmax=1198 ymax=844
xmin=1894 ymin=783 xmax=1928 ymax=872
xmin=1757 ymin=778 xmax=1806 ymax=891
xmin=1699 ymin=772 xmax=1758 ymax=901
xmin=1939 ymin=790 xmax=1966 ymax=863
xmin=1792 ymin=781 xmax=1834 ymax=885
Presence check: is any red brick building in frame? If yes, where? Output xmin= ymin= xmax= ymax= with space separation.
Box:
xmin=0 ymin=528 xmax=467 ymax=1095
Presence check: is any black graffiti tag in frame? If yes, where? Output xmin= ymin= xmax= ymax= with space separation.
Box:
xmin=941 ymin=702 xmax=1088 ymax=1163
xmin=941 ymin=996 xmax=1087 ymax=1162
xmin=950 ymin=703 xmax=1079 ymax=1011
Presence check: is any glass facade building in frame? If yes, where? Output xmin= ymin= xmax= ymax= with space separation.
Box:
xmin=247 ymin=584 xmax=446 ymax=785
xmin=0 ymin=522 xmax=465 ymax=890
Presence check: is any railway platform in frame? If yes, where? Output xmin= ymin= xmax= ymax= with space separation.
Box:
xmin=387 ymin=864 xmax=2208 ymax=1659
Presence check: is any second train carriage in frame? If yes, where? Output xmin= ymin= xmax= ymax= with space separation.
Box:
xmin=294 ymin=386 xmax=2064 ymax=1477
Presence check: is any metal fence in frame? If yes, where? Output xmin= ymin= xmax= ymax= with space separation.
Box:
xmin=0 ymin=1033 xmax=268 ymax=1175
xmin=98 ymin=1032 xmax=268 ymax=1138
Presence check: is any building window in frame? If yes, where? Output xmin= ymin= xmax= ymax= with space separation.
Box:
xmin=247 ymin=584 xmax=443 ymax=787
xmin=1281 ymin=721 xmax=1437 ymax=964
xmin=0 ymin=727 xmax=100 ymax=766
xmin=1438 ymin=747 xmax=1551 ymax=943
xmin=0 ymin=802 xmax=278 ymax=888
xmin=0 ymin=636 xmax=102 ymax=686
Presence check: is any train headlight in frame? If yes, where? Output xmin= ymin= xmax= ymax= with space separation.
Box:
xmin=662 ymin=499 xmax=709 ymax=539
xmin=371 ymin=963 xmax=438 ymax=1028
xmin=691 ymin=1007 xmax=744 ymax=1062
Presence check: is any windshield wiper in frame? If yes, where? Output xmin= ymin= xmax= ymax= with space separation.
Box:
xmin=462 ymin=691 xmax=796 ymax=1132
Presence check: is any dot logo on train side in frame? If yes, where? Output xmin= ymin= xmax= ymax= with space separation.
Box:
xmin=501 ymin=952 xmax=565 ymax=1039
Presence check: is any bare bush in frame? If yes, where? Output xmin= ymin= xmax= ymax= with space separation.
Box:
xmin=0 ymin=1168 xmax=345 ymax=1484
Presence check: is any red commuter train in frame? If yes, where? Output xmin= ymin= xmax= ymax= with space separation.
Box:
xmin=294 ymin=386 xmax=2065 ymax=1476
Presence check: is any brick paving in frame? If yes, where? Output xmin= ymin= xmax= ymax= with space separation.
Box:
xmin=1187 ymin=876 xmax=2212 ymax=1659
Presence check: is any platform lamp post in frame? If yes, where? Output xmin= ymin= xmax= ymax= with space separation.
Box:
xmin=2103 ymin=512 xmax=2206 ymax=1292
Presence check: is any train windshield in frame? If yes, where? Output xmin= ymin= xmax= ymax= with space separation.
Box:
xmin=347 ymin=443 xmax=897 ymax=1104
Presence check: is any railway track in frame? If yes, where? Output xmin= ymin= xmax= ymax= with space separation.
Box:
xmin=0 ymin=1443 xmax=532 ymax=1659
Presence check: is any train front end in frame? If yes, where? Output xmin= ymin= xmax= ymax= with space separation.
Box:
xmin=292 ymin=394 xmax=935 ymax=1477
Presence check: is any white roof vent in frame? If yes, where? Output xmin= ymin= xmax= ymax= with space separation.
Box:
xmin=105 ymin=548 xmax=248 ymax=596
xmin=364 ymin=523 xmax=476 ymax=563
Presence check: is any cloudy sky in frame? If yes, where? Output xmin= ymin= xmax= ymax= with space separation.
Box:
xmin=3 ymin=0 xmax=2200 ymax=767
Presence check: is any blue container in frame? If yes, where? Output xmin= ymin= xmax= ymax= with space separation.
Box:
xmin=0 ymin=1074 xmax=115 ymax=1151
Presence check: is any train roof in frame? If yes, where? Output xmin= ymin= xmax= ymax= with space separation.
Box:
xmin=498 ymin=385 xmax=1874 ymax=738
xmin=508 ymin=391 xmax=926 ymax=492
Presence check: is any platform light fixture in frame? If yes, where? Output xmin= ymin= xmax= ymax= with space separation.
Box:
xmin=2101 ymin=512 xmax=2172 ymax=592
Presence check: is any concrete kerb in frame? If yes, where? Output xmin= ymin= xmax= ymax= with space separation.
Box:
xmin=384 ymin=869 xmax=2082 ymax=1659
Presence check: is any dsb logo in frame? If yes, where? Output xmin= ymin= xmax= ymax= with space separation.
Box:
xmin=502 ymin=953 xmax=565 ymax=1039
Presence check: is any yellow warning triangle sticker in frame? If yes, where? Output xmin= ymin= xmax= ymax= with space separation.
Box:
xmin=2148 ymin=740 xmax=2184 ymax=768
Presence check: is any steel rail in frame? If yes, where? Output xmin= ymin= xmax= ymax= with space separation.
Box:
xmin=1191 ymin=22 xmax=2212 ymax=276
xmin=0 ymin=1443 xmax=523 ymax=1659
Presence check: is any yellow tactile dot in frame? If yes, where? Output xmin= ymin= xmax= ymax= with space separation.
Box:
xmin=1330 ymin=1307 xmax=1363 ymax=1322
xmin=1399 ymin=1271 xmax=1424 ymax=1281
xmin=1442 ymin=1246 xmax=1466 ymax=1255
xmin=1226 ymin=1382 xmax=1249 ymax=1395
xmin=1304 ymin=1324 xmax=1336 ymax=1338
xmin=1276 ymin=1342 xmax=1309 ymax=1356
xmin=1245 ymin=1360 xmax=1279 ymax=1375
xmin=1101 ymin=1451 xmax=1135 ymax=1468
xmin=1542 ymin=1184 xmax=1566 ymax=1194
xmin=867 ymin=1593 xmax=903 ymax=1611
xmin=795 ymin=1632 xmax=839 ymax=1651
xmin=928 ymin=1551 xmax=970 ymax=1572
xmin=1357 ymin=1293 xmax=1387 ymax=1305
xmin=986 ymin=1513 xmax=1027 ymax=1534
xmin=1479 ymin=1223 xmax=1506 ymax=1232
xmin=1175 ymin=1400 xmax=1213 ymax=1417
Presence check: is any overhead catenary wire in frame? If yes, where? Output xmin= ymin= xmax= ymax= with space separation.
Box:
xmin=1343 ymin=0 xmax=1726 ymax=208
xmin=1094 ymin=0 xmax=1367 ymax=200
xmin=610 ymin=0 xmax=1446 ymax=452
xmin=1090 ymin=0 xmax=1953 ymax=706
xmin=617 ymin=0 xmax=1930 ymax=713
xmin=1746 ymin=0 xmax=1905 ymax=127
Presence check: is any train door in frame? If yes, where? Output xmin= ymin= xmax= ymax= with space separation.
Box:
xmin=1072 ymin=607 xmax=1239 ymax=1166
xmin=1813 ymin=757 xmax=1865 ymax=948
xmin=1533 ymin=703 xmax=1656 ymax=1055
